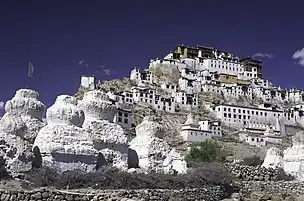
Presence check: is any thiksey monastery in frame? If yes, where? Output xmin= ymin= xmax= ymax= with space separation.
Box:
xmin=80 ymin=44 xmax=304 ymax=148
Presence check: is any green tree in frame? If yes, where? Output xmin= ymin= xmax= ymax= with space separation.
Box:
xmin=186 ymin=140 xmax=227 ymax=163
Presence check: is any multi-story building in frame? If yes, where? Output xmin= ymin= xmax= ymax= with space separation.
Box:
xmin=240 ymin=57 xmax=263 ymax=79
xmin=175 ymin=92 xmax=198 ymax=110
xmin=130 ymin=68 xmax=153 ymax=84
xmin=213 ymin=104 xmax=284 ymax=129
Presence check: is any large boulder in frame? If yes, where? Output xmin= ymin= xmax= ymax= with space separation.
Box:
xmin=129 ymin=116 xmax=187 ymax=174
xmin=262 ymin=147 xmax=283 ymax=169
xmin=283 ymin=131 xmax=304 ymax=180
xmin=78 ymin=90 xmax=128 ymax=170
xmin=0 ymin=89 xmax=45 ymax=173
xmin=33 ymin=95 xmax=98 ymax=172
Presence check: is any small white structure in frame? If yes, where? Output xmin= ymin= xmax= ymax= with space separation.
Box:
xmin=198 ymin=120 xmax=222 ymax=137
xmin=239 ymin=127 xmax=282 ymax=148
xmin=80 ymin=76 xmax=96 ymax=90
xmin=130 ymin=68 xmax=153 ymax=84
xmin=180 ymin=112 xmax=212 ymax=142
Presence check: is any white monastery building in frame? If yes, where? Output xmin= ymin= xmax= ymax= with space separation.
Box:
xmin=79 ymin=43 xmax=304 ymax=143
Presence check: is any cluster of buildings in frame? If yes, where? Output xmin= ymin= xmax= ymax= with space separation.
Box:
xmin=80 ymin=44 xmax=304 ymax=147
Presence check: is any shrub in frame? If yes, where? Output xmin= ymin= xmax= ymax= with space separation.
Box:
xmin=274 ymin=168 xmax=295 ymax=181
xmin=242 ymin=155 xmax=263 ymax=167
xmin=186 ymin=140 xmax=227 ymax=165
xmin=24 ymin=163 xmax=234 ymax=190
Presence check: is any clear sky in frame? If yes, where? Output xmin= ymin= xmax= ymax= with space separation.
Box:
xmin=0 ymin=0 xmax=304 ymax=108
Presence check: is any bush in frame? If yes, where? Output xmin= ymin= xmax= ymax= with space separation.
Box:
xmin=186 ymin=140 xmax=227 ymax=165
xmin=242 ymin=155 xmax=263 ymax=167
xmin=24 ymin=163 xmax=234 ymax=190
xmin=274 ymin=168 xmax=296 ymax=181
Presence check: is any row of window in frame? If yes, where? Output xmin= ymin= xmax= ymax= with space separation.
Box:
xmin=220 ymin=107 xmax=282 ymax=117
xmin=139 ymin=98 xmax=173 ymax=106
xmin=187 ymin=131 xmax=211 ymax=136
xmin=210 ymin=59 xmax=240 ymax=66
xmin=210 ymin=64 xmax=241 ymax=72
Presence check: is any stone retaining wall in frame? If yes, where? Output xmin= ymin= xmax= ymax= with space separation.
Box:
xmin=234 ymin=181 xmax=304 ymax=198
xmin=225 ymin=164 xmax=289 ymax=181
xmin=0 ymin=185 xmax=230 ymax=201
xmin=2 ymin=181 xmax=304 ymax=201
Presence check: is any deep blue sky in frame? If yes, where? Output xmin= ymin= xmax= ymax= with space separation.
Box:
xmin=0 ymin=1 xmax=303 ymax=108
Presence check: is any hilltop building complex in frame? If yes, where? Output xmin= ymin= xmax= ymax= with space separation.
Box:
xmin=80 ymin=44 xmax=304 ymax=147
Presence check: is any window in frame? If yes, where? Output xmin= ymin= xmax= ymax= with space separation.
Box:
xmin=124 ymin=118 xmax=128 ymax=124
xmin=118 ymin=111 xmax=122 ymax=116
xmin=124 ymin=113 xmax=128 ymax=117
xmin=118 ymin=117 xmax=122 ymax=122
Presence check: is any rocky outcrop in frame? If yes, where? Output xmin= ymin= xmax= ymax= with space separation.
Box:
xmin=0 ymin=89 xmax=45 ymax=173
xmin=283 ymin=131 xmax=304 ymax=180
xmin=129 ymin=116 xmax=187 ymax=174
xmin=262 ymin=147 xmax=283 ymax=169
xmin=78 ymin=90 xmax=128 ymax=170
xmin=33 ymin=95 xmax=98 ymax=172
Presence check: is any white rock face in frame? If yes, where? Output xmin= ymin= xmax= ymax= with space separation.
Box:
xmin=0 ymin=89 xmax=45 ymax=173
xmin=163 ymin=148 xmax=187 ymax=174
xmin=78 ymin=90 xmax=116 ymax=122
xmin=34 ymin=95 xmax=98 ymax=172
xmin=46 ymin=95 xmax=85 ymax=127
xmin=4 ymin=89 xmax=45 ymax=142
xmin=129 ymin=116 xmax=187 ymax=174
xmin=262 ymin=147 xmax=283 ymax=169
xmin=283 ymin=131 xmax=304 ymax=180
xmin=78 ymin=90 xmax=128 ymax=170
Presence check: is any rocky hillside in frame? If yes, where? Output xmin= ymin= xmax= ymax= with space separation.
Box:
xmin=75 ymin=78 xmax=292 ymax=159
